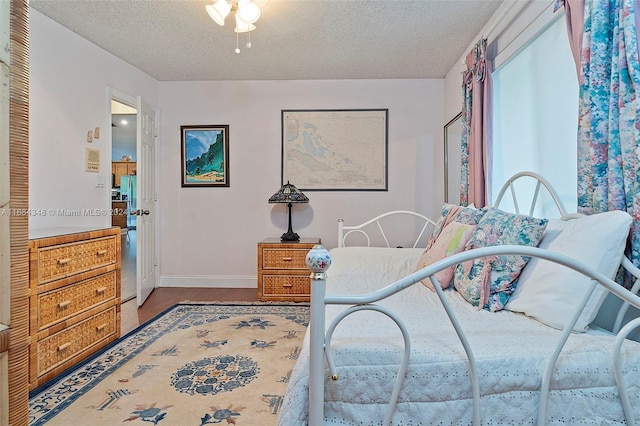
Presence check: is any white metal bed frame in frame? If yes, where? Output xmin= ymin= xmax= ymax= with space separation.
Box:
xmin=493 ymin=171 xmax=569 ymax=218
xmin=306 ymin=172 xmax=640 ymax=426
xmin=336 ymin=171 xmax=565 ymax=249
xmin=337 ymin=210 xmax=436 ymax=249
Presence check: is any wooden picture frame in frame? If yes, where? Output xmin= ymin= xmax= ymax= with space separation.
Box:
xmin=180 ymin=125 xmax=229 ymax=187
xmin=444 ymin=112 xmax=463 ymax=204
xmin=281 ymin=109 xmax=388 ymax=191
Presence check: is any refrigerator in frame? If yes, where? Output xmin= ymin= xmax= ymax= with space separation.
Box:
xmin=120 ymin=175 xmax=137 ymax=229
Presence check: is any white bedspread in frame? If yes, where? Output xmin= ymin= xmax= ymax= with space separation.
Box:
xmin=278 ymin=247 xmax=640 ymax=425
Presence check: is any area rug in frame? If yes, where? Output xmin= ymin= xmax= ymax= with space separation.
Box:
xmin=29 ymin=302 xmax=309 ymax=425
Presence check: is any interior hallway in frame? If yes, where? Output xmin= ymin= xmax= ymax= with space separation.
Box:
xmin=120 ymin=229 xmax=136 ymax=303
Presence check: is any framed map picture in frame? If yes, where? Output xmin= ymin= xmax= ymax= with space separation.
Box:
xmin=181 ymin=125 xmax=229 ymax=187
xmin=281 ymin=109 xmax=388 ymax=191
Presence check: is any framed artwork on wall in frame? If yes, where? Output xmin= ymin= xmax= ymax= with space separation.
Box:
xmin=180 ymin=125 xmax=230 ymax=187
xmin=444 ymin=112 xmax=463 ymax=204
xmin=281 ymin=109 xmax=388 ymax=191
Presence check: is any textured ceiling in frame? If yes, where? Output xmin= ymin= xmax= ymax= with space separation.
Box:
xmin=30 ymin=0 xmax=503 ymax=81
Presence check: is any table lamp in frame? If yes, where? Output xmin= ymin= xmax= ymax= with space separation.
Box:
xmin=268 ymin=181 xmax=309 ymax=241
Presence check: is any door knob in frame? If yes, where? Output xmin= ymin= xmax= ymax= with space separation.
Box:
xmin=130 ymin=209 xmax=150 ymax=216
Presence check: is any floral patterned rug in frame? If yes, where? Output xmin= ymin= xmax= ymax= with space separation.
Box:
xmin=29 ymin=302 xmax=309 ymax=425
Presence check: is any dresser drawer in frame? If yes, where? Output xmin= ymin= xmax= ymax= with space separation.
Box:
xmin=261 ymin=248 xmax=309 ymax=270
xmin=36 ymin=306 xmax=117 ymax=376
xmin=29 ymin=228 xmax=121 ymax=390
xmin=37 ymin=270 xmax=117 ymax=331
xmin=35 ymin=236 xmax=117 ymax=284
xmin=257 ymin=238 xmax=319 ymax=302
xmin=260 ymin=274 xmax=310 ymax=298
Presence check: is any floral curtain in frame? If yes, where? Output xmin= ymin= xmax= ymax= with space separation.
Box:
xmin=555 ymin=0 xmax=640 ymax=275
xmin=558 ymin=0 xmax=585 ymax=74
xmin=460 ymin=38 xmax=491 ymax=207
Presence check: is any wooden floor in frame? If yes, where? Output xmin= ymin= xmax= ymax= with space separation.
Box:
xmin=121 ymin=287 xmax=258 ymax=335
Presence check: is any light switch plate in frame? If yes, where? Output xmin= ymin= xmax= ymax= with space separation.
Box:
xmin=96 ymin=174 xmax=105 ymax=188
xmin=87 ymin=130 xmax=93 ymax=143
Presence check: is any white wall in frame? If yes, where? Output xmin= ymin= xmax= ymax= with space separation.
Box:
xmin=158 ymin=80 xmax=444 ymax=287
xmin=444 ymin=60 xmax=466 ymax=125
xmin=29 ymin=10 xmax=159 ymax=232
xmin=28 ymin=9 xmax=444 ymax=289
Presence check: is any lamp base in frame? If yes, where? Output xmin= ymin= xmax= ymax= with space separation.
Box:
xmin=280 ymin=231 xmax=300 ymax=242
xmin=280 ymin=201 xmax=301 ymax=241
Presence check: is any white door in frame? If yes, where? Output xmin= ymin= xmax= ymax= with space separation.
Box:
xmin=135 ymin=97 xmax=158 ymax=306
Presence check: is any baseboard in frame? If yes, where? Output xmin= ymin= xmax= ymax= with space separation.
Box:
xmin=158 ymin=275 xmax=256 ymax=288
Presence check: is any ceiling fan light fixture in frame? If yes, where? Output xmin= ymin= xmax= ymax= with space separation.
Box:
xmin=206 ymin=0 xmax=231 ymax=26
xmin=208 ymin=0 xmax=266 ymax=53
xmin=235 ymin=13 xmax=256 ymax=33
xmin=236 ymin=0 xmax=261 ymax=24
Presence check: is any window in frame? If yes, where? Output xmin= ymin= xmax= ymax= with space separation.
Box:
xmin=491 ymin=12 xmax=578 ymax=217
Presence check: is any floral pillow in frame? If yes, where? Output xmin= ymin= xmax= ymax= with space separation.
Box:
xmin=453 ymin=207 xmax=548 ymax=311
xmin=427 ymin=203 xmax=487 ymax=249
xmin=414 ymin=221 xmax=476 ymax=291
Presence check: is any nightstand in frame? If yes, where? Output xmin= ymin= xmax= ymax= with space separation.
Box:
xmin=257 ymin=237 xmax=321 ymax=302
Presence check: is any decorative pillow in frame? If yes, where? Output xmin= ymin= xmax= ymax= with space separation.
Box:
xmin=427 ymin=203 xmax=486 ymax=249
xmin=453 ymin=207 xmax=548 ymax=311
xmin=414 ymin=221 xmax=476 ymax=290
xmin=505 ymin=210 xmax=632 ymax=332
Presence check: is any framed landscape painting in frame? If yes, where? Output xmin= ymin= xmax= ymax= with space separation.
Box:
xmin=181 ymin=125 xmax=229 ymax=187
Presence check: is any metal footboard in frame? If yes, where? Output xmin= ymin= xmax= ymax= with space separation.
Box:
xmin=324 ymin=305 xmax=412 ymax=426
xmin=307 ymin=245 xmax=640 ymax=426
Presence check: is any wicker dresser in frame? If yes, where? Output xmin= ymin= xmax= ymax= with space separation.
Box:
xmin=28 ymin=227 xmax=121 ymax=390
xmin=257 ymin=237 xmax=320 ymax=302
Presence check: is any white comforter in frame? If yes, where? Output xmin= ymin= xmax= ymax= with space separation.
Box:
xmin=278 ymin=247 xmax=640 ymax=425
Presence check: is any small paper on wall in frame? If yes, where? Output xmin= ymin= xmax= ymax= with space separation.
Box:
xmin=85 ymin=147 xmax=100 ymax=172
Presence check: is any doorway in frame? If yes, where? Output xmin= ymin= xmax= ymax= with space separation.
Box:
xmin=108 ymin=89 xmax=159 ymax=308
xmin=111 ymin=98 xmax=137 ymax=303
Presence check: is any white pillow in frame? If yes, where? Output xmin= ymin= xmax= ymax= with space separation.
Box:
xmin=505 ymin=210 xmax=632 ymax=332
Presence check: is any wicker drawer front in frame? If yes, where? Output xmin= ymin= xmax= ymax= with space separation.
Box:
xmin=37 ymin=236 xmax=117 ymax=284
xmin=37 ymin=271 xmax=117 ymax=330
xmin=37 ymin=307 xmax=116 ymax=376
xmin=261 ymin=248 xmax=309 ymax=270
xmin=261 ymin=275 xmax=310 ymax=296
